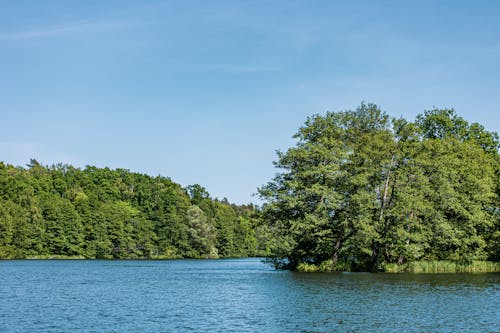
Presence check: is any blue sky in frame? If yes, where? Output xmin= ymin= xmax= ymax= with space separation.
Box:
xmin=1 ymin=0 xmax=499 ymax=204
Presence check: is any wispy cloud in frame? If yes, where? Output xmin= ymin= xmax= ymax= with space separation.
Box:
xmin=188 ymin=63 xmax=283 ymax=74
xmin=0 ymin=19 xmax=135 ymax=41
xmin=473 ymin=45 xmax=500 ymax=55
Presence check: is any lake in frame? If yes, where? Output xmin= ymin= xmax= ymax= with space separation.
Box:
xmin=0 ymin=258 xmax=498 ymax=332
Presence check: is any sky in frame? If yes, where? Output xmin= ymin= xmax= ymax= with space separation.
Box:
xmin=1 ymin=0 xmax=499 ymax=204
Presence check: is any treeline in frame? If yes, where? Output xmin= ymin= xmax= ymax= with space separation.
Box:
xmin=0 ymin=162 xmax=269 ymax=259
xmin=259 ymin=105 xmax=499 ymax=271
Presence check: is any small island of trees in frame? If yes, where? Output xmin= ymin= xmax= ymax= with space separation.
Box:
xmin=259 ymin=104 xmax=499 ymax=272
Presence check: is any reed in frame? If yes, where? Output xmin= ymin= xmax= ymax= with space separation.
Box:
xmin=384 ymin=260 xmax=500 ymax=273
xmin=297 ymin=260 xmax=500 ymax=273
xmin=296 ymin=260 xmax=352 ymax=272
xmin=25 ymin=255 xmax=87 ymax=260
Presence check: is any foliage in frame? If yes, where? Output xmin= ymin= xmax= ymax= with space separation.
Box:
xmin=260 ymin=103 xmax=499 ymax=271
xmin=0 ymin=162 xmax=263 ymax=259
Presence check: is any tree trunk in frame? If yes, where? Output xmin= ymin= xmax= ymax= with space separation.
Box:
xmin=332 ymin=238 xmax=342 ymax=263
xmin=332 ymin=226 xmax=355 ymax=264
xmin=397 ymin=211 xmax=413 ymax=265
xmin=371 ymin=240 xmax=379 ymax=272
xmin=372 ymin=156 xmax=395 ymax=271
xmin=379 ymin=156 xmax=395 ymax=225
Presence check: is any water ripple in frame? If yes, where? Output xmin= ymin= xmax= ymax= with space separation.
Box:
xmin=0 ymin=259 xmax=498 ymax=332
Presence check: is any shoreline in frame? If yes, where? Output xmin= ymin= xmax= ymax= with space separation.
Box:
xmin=2 ymin=257 xmax=499 ymax=274
xmin=296 ymin=260 xmax=500 ymax=273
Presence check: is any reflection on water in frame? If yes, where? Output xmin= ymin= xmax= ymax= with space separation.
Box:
xmin=1 ymin=259 xmax=498 ymax=332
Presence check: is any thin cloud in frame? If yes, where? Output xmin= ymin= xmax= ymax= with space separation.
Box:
xmin=190 ymin=63 xmax=283 ymax=74
xmin=0 ymin=19 xmax=136 ymax=41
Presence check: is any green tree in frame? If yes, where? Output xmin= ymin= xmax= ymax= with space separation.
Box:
xmin=259 ymin=103 xmax=392 ymax=269
xmin=186 ymin=205 xmax=218 ymax=258
xmin=260 ymin=103 xmax=499 ymax=271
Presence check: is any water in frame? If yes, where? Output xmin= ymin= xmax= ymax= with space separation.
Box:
xmin=0 ymin=258 xmax=498 ymax=332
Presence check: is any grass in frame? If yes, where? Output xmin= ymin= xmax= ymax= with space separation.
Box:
xmin=296 ymin=260 xmax=499 ymax=273
xmin=296 ymin=260 xmax=352 ymax=272
xmin=384 ymin=260 xmax=500 ymax=273
xmin=25 ymin=255 xmax=87 ymax=260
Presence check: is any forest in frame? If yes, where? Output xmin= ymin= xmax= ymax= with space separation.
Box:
xmin=259 ymin=104 xmax=499 ymax=272
xmin=0 ymin=105 xmax=498 ymax=272
xmin=0 ymin=161 xmax=268 ymax=259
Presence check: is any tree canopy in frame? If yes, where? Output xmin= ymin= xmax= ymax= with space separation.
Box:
xmin=259 ymin=103 xmax=499 ymax=271
xmin=0 ymin=162 xmax=268 ymax=259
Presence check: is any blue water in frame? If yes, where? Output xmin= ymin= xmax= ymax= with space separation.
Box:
xmin=0 ymin=258 xmax=498 ymax=332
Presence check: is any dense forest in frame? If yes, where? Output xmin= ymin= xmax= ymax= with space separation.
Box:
xmin=0 ymin=161 xmax=269 ymax=259
xmin=259 ymin=104 xmax=499 ymax=272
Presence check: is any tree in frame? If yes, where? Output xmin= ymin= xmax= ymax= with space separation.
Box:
xmin=186 ymin=205 xmax=218 ymax=258
xmin=260 ymin=103 xmax=390 ymax=269
xmin=260 ymin=103 xmax=499 ymax=271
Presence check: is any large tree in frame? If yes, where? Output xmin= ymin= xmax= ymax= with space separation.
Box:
xmin=259 ymin=104 xmax=499 ymax=271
